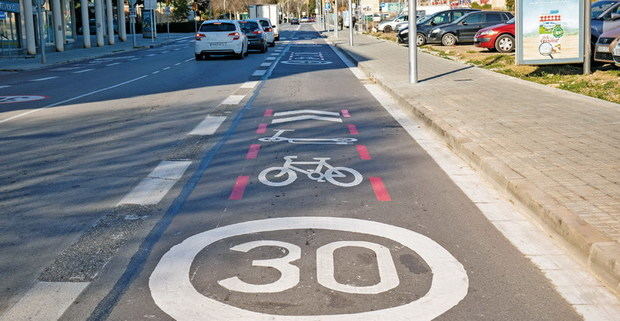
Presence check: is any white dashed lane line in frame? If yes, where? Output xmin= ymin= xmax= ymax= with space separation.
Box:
xmin=73 ymin=69 xmax=94 ymax=74
xmin=188 ymin=115 xmax=227 ymax=136
xmin=146 ymin=54 xmax=156 ymax=57
xmin=260 ymin=62 xmax=272 ymax=67
xmin=241 ymin=81 xmax=259 ymax=88
xmin=118 ymin=161 xmax=192 ymax=206
xmin=266 ymin=57 xmax=276 ymax=61
xmin=152 ymin=71 xmax=160 ymax=74
xmin=30 ymin=76 xmax=58 ymax=82
xmin=162 ymin=67 xmax=171 ymax=71
xmin=252 ymin=70 xmax=267 ymax=76
xmin=221 ymin=95 xmax=245 ymax=105
xmin=0 ymin=85 xmax=10 ymax=89
xmin=106 ymin=62 xmax=121 ymax=66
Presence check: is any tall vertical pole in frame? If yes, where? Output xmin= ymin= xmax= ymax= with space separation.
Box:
xmin=80 ymin=0 xmax=91 ymax=47
xmin=408 ymin=0 xmax=417 ymax=83
xmin=118 ymin=0 xmax=127 ymax=41
xmin=94 ymin=0 xmax=104 ymax=46
xmin=335 ymin=0 xmax=338 ymax=38
xmin=51 ymin=0 xmax=64 ymax=51
xmin=23 ymin=0 xmax=37 ymax=55
xmin=105 ymin=0 xmax=114 ymax=44
xmin=150 ymin=9 xmax=155 ymax=42
xmin=583 ymin=0 xmax=591 ymax=75
xmin=348 ymin=0 xmax=352 ymax=45
xmin=36 ymin=5 xmax=46 ymax=63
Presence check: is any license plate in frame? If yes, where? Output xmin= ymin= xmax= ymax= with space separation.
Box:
xmin=614 ymin=46 xmax=620 ymax=56
xmin=210 ymin=42 xmax=226 ymax=47
xmin=596 ymin=45 xmax=610 ymax=53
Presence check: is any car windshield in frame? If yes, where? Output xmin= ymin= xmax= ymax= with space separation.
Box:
xmin=240 ymin=21 xmax=260 ymax=32
xmin=591 ymin=1 xmax=616 ymax=18
xmin=199 ymin=22 xmax=236 ymax=32
xmin=506 ymin=17 xmax=515 ymax=24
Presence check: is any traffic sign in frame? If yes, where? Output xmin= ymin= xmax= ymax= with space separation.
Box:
xmin=149 ymin=217 xmax=468 ymax=321
xmin=143 ymin=0 xmax=156 ymax=10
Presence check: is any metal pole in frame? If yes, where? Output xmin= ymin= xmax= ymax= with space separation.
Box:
xmin=348 ymin=0 xmax=353 ymax=45
xmin=150 ymin=9 xmax=155 ymax=42
xmin=36 ymin=5 xmax=46 ymax=64
xmin=335 ymin=0 xmax=338 ymax=38
xmin=408 ymin=0 xmax=417 ymax=83
xmin=583 ymin=0 xmax=591 ymax=75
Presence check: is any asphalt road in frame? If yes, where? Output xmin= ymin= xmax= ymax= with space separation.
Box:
xmin=0 ymin=24 xmax=590 ymax=321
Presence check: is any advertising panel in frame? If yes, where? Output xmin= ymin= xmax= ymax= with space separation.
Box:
xmin=517 ymin=0 xmax=584 ymax=64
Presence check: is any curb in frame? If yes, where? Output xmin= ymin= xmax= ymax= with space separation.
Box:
xmin=0 ymin=36 xmax=192 ymax=72
xmin=330 ymin=38 xmax=620 ymax=295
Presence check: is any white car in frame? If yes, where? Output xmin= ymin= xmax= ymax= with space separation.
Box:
xmin=253 ymin=18 xmax=276 ymax=46
xmin=194 ymin=20 xmax=248 ymax=60
xmin=377 ymin=15 xmax=408 ymax=33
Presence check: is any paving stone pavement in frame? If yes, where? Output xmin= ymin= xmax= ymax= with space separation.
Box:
xmin=0 ymin=33 xmax=194 ymax=71
xmin=324 ymin=28 xmax=620 ymax=293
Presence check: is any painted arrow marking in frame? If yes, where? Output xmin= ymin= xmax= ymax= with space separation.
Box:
xmin=273 ymin=109 xmax=340 ymax=117
xmin=271 ymin=115 xmax=343 ymax=124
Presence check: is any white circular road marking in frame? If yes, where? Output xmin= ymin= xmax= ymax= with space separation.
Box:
xmin=0 ymin=95 xmax=47 ymax=104
xmin=149 ymin=216 xmax=468 ymax=321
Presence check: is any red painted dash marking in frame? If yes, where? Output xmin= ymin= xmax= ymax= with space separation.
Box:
xmin=341 ymin=109 xmax=351 ymax=118
xmin=229 ymin=176 xmax=250 ymax=200
xmin=264 ymin=109 xmax=274 ymax=117
xmin=356 ymin=145 xmax=372 ymax=160
xmin=256 ymin=123 xmax=268 ymax=134
xmin=369 ymin=177 xmax=392 ymax=201
xmin=246 ymin=144 xmax=261 ymax=159
xmin=347 ymin=124 xmax=359 ymax=135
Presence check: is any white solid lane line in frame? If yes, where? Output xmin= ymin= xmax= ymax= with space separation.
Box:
xmin=73 ymin=69 xmax=94 ymax=74
xmin=106 ymin=62 xmax=121 ymax=66
xmin=221 ymin=95 xmax=245 ymax=105
xmin=260 ymin=62 xmax=272 ymax=67
xmin=118 ymin=160 xmax=192 ymax=206
xmin=30 ymin=77 xmax=58 ymax=82
xmin=188 ymin=115 xmax=227 ymax=136
xmin=0 ymin=281 xmax=89 ymax=321
xmin=0 ymin=85 xmax=10 ymax=89
xmin=252 ymin=70 xmax=267 ymax=76
xmin=241 ymin=81 xmax=259 ymax=89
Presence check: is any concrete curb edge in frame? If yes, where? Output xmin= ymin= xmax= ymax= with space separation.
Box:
xmin=330 ymin=39 xmax=620 ymax=296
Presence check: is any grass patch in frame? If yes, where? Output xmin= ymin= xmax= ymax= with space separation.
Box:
xmin=365 ymin=32 xmax=620 ymax=103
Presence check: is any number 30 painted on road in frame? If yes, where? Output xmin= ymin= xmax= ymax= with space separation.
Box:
xmin=217 ymin=240 xmax=399 ymax=295
xmin=149 ymin=217 xmax=468 ymax=321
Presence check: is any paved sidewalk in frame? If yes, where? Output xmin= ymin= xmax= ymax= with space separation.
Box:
xmin=325 ymin=30 xmax=620 ymax=293
xmin=0 ymin=33 xmax=194 ymax=72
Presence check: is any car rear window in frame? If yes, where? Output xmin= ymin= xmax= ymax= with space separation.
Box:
xmin=487 ymin=13 xmax=504 ymax=23
xmin=240 ymin=21 xmax=260 ymax=32
xmin=259 ymin=20 xmax=271 ymax=28
xmin=199 ymin=22 xmax=236 ymax=32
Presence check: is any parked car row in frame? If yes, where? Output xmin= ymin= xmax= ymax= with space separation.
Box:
xmin=194 ymin=18 xmax=277 ymax=60
xmin=392 ymin=0 xmax=620 ymax=65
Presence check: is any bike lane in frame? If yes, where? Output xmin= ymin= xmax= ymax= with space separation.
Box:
xmin=94 ymin=31 xmax=583 ymax=321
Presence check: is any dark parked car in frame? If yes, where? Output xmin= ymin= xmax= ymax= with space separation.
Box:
xmin=397 ymin=9 xmax=479 ymax=45
xmin=239 ymin=20 xmax=269 ymax=53
xmin=425 ymin=11 xmax=513 ymax=46
xmin=474 ymin=18 xmax=515 ymax=52
xmin=291 ymin=18 xmax=300 ymax=25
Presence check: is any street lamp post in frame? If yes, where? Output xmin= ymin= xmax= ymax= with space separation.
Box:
xmin=348 ymin=0 xmax=353 ymax=45
xmin=34 ymin=0 xmax=46 ymax=64
xmin=408 ymin=0 xmax=417 ymax=83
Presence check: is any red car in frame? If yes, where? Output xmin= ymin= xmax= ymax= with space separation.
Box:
xmin=474 ymin=18 xmax=515 ymax=53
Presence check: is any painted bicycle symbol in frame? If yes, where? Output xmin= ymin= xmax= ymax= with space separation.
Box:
xmin=259 ymin=129 xmax=357 ymax=145
xmin=258 ymin=156 xmax=363 ymax=187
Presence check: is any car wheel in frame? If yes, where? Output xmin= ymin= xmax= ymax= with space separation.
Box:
xmin=194 ymin=54 xmax=203 ymax=61
xmin=383 ymin=25 xmax=393 ymax=33
xmin=269 ymin=41 xmax=275 ymax=47
xmin=416 ymin=33 xmax=426 ymax=46
xmin=495 ymin=34 xmax=515 ymax=53
xmin=441 ymin=33 xmax=457 ymax=46
xmin=261 ymin=43 xmax=268 ymax=53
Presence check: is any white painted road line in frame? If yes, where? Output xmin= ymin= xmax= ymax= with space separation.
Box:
xmin=266 ymin=57 xmax=276 ymax=61
xmin=0 ymin=85 xmax=10 ymax=89
xmin=146 ymin=54 xmax=156 ymax=57
xmin=241 ymin=81 xmax=259 ymax=89
xmin=73 ymin=69 xmax=94 ymax=74
xmin=106 ymin=62 xmax=121 ymax=66
xmin=0 ymin=74 xmax=148 ymax=124
xmin=118 ymin=161 xmax=191 ymax=206
xmin=0 ymin=281 xmax=89 ymax=321
xmin=270 ymin=53 xmax=279 ymax=56
xmin=130 ymin=58 xmax=140 ymax=61
xmin=260 ymin=62 xmax=272 ymax=67
xmin=272 ymin=115 xmax=343 ymax=124
xmin=221 ymin=95 xmax=245 ymax=105
xmin=188 ymin=115 xmax=227 ymax=136
xmin=152 ymin=71 xmax=160 ymax=74
xmin=163 ymin=67 xmax=171 ymax=71
xmin=252 ymin=70 xmax=267 ymax=76
xmin=174 ymin=62 xmax=181 ymax=66
xmin=30 ymin=77 xmax=58 ymax=82
xmin=274 ymin=109 xmax=340 ymax=117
